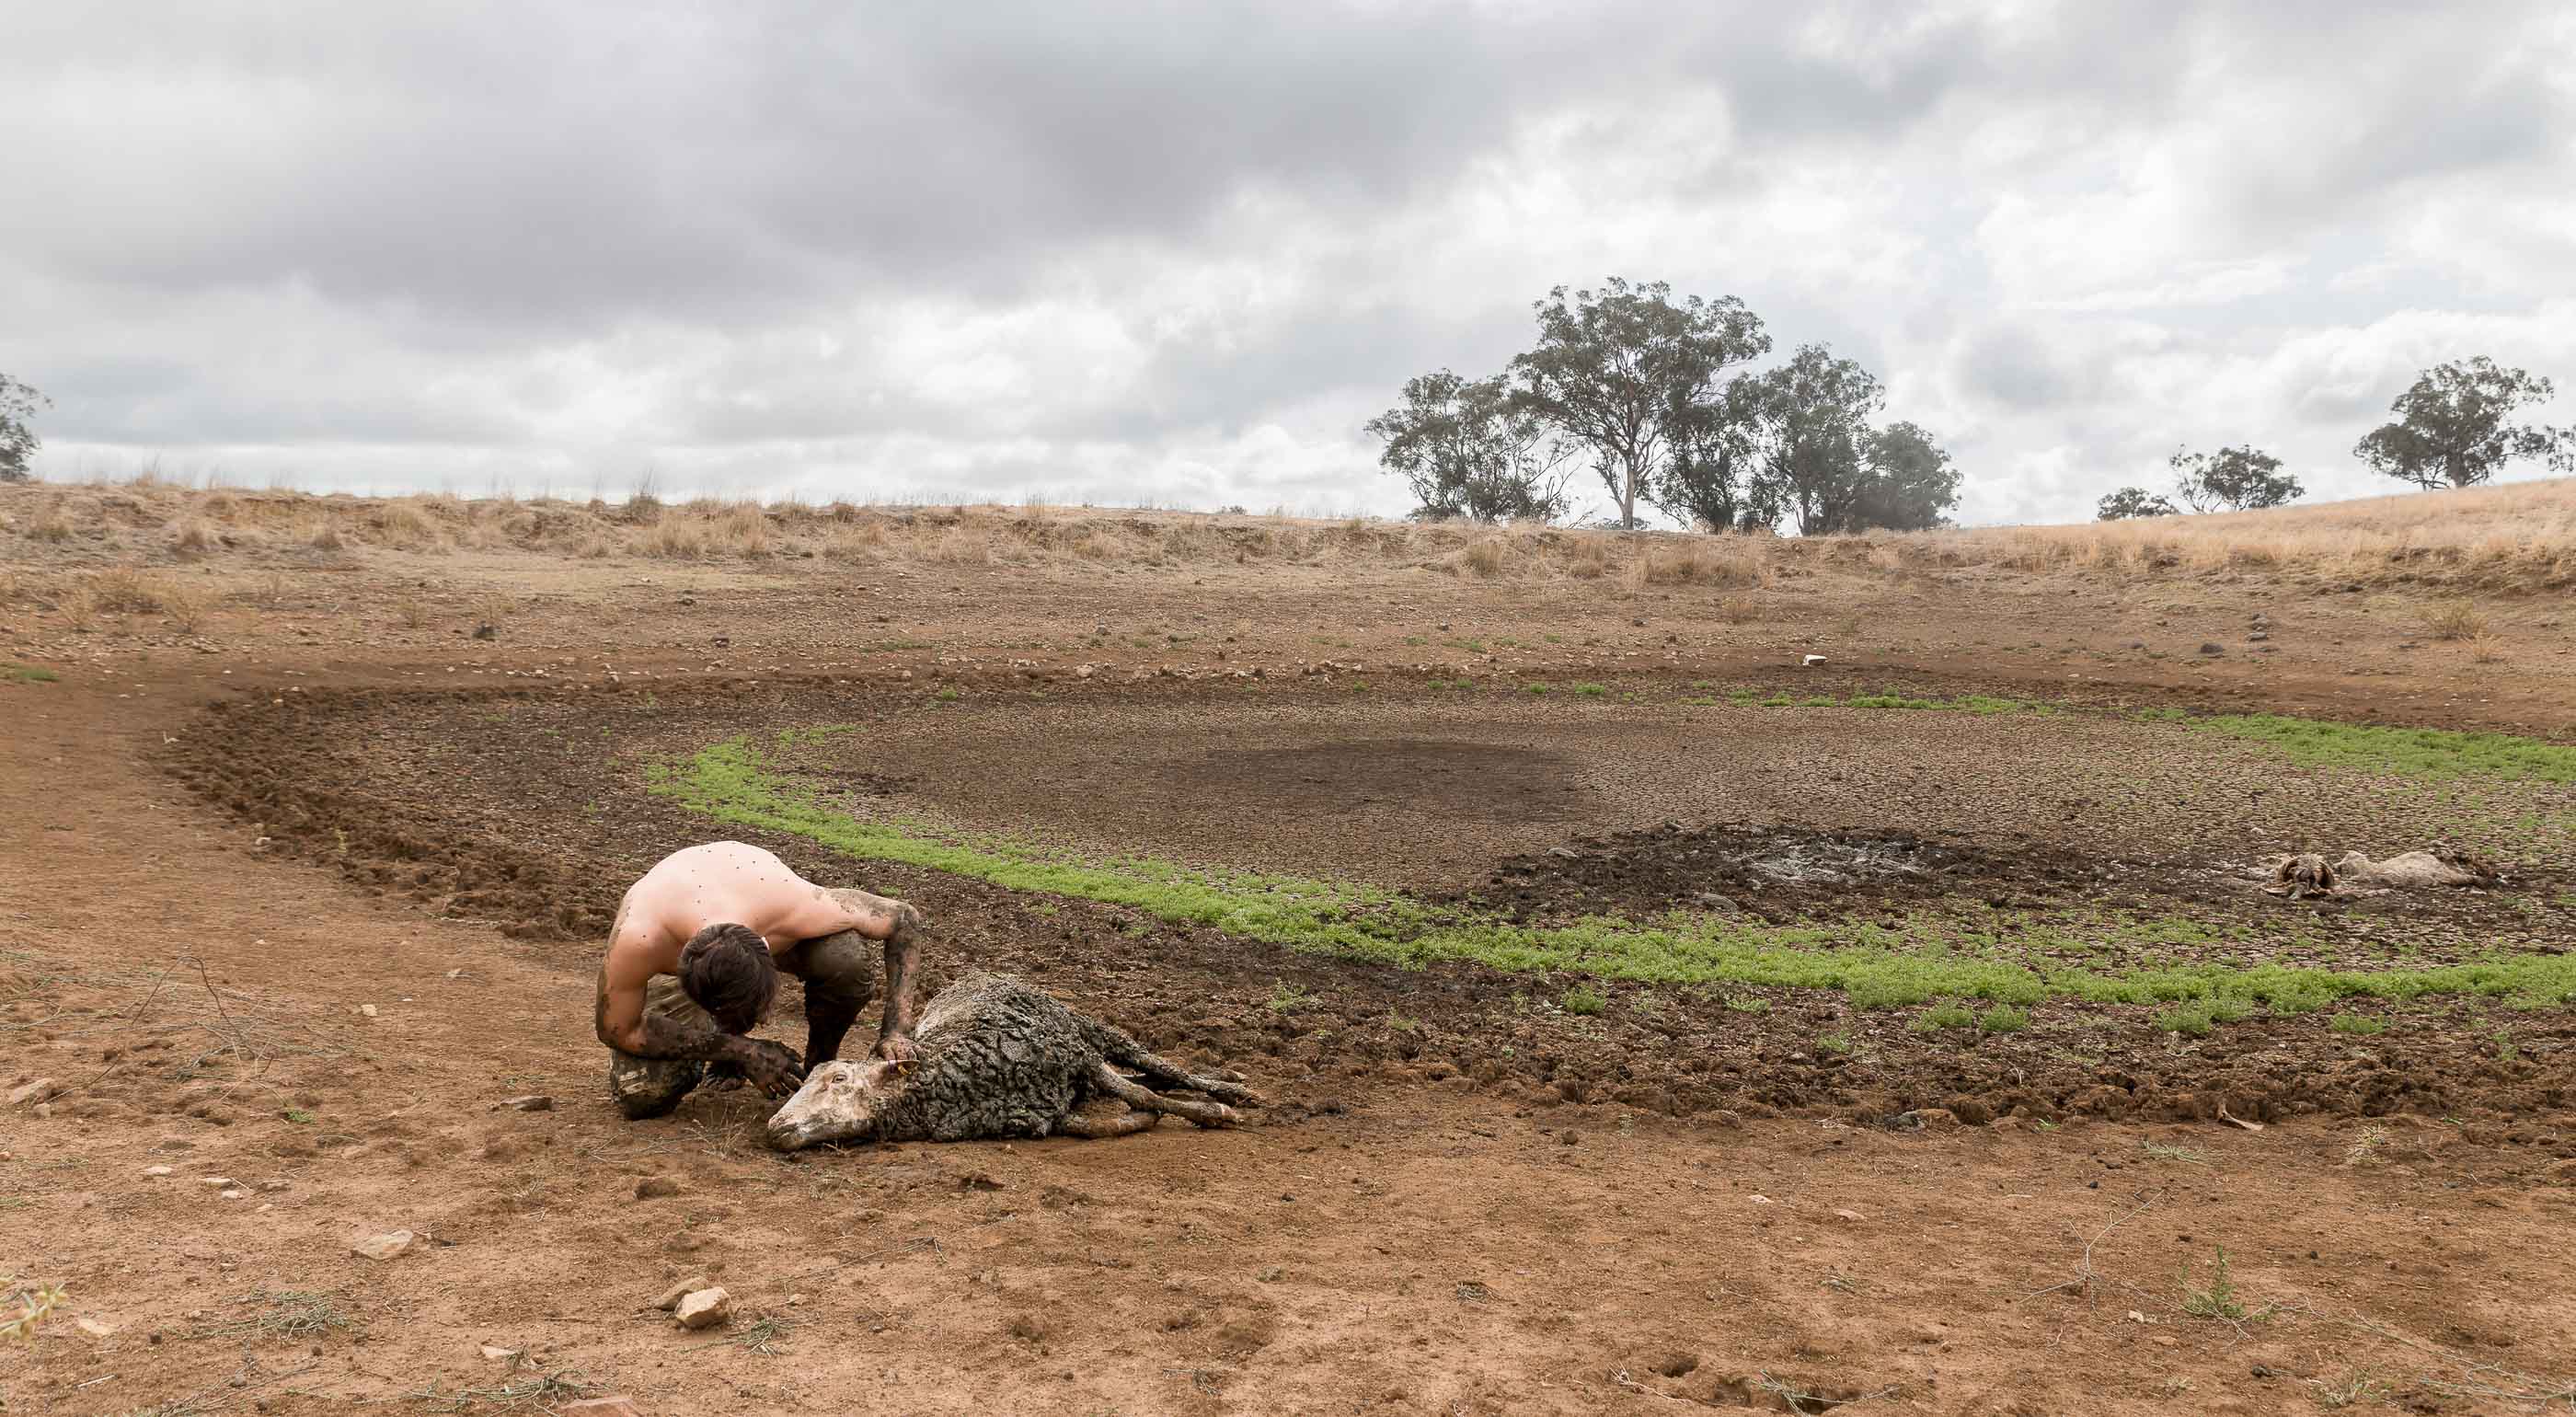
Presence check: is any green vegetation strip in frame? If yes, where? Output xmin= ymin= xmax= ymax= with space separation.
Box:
xmin=653 ymin=736 xmax=2576 ymax=1010
xmin=2140 ymin=709 xmax=2576 ymax=783
xmin=2 ymin=662 xmax=61 ymax=684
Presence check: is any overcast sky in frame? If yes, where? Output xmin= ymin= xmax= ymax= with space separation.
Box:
xmin=6 ymin=2 xmax=2572 ymax=525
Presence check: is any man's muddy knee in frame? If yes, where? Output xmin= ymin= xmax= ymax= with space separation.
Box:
xmin=608 ymin=1054 xmax=703 ymax=1121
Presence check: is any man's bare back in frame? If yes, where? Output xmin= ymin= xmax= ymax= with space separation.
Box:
xmin=594 ymin=842 xmax=926 ymax=1104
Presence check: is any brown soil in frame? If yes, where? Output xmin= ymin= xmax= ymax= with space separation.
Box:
xmin=6 ymin=492 xmax=2576 ymax=1415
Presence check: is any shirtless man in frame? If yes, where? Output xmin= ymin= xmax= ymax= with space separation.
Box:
xmin=594 ymin=840 xmax=926 ymax=1120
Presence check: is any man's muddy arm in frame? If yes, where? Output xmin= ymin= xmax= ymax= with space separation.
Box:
xmin=595 ymin=965 xmax=798 ymax=1089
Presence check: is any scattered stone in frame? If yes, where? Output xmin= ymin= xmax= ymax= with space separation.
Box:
xmin=1558 ymin=1129 xmax=1580 ymax=1146
xmin=471 ymin=624 xmax=497 ymax=640
xmin=143 ymin=1165 xmax=173 ymax=1177
xmin=1630 ymin=616 xmax=1646 ymax=627
xmin=220 ymin=1188 xmax=247 ymax=1201
xmin=561 ymin=1400 xmax=648 ymax=1417
xmin=75 ymin=1317 xmax=118 ymax=1338
xmin=653 ymin=1274 xmax=715 ymax=1310
xmin=351 ymin=1230 xmax=417 ymax=1261
xmin=201 ymin=1176 xmax=237 ymax=1187
xmin=1833 ymin=1208 xmax=1868 ymax=1222
xmin=1801 ymin=654 xmax=1826 ymax=666
xmin=1691 ymin=892 xmax=1742 ymax=915
xmin=958 ymin=1170 xmax=1005 ymax=1192
xmin=495 ymin=1096 xmax=554 ymax=1112
xmin=673 ymin=1287 xmax=730 ymax=1331
xmin=1255 ymin=1266 xmax=1284 ymax=1283
xmin=634 ymin=1176 xmax=681 ymax=1200
xmin=31 ymin=1102 xmax=52 ymax=1119
xmin=445 ymin=968 xmax=465 ymax=979
xmin=2248 ymin=630 xmax=2270 ymax=642
xmin=2198 ymin=642 xmax=2225 ymax=656
xmin=7 ymin=1078 xmax=56 ymax=1107
xmin=359 ymin=1004 xmax=378 ymax=1019
xmin=1545 ymin=846 xmax=1580 ymax=859
xmin=479 ymin=1343 xmax=521 ymax=1362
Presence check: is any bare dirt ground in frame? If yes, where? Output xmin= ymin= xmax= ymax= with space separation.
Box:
xmin=6 ymin=485 xmax=2576 ymax=1415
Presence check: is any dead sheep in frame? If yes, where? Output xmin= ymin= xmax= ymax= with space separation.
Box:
xmin=2266 ymin=849 xmax=2497 ymax=898
xmin=766 ymin=971 xmax=1260 ymax=1150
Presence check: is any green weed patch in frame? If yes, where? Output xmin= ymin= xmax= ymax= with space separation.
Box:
xmin=654 ymin=735 xmax=2576 ymax=1013
xmin=2163 ymin=712 xmax=2576 ymax=783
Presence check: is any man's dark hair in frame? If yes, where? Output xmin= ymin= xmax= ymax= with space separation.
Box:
xmin=678 ymin=923 xmax=778 ymax=1034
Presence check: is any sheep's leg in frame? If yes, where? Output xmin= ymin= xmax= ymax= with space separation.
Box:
xmin=1080 ymin=1020 xmax=1266 ymax=1105
xmin=1091 ymin=1061 xmax=1247 ymax=1128
xmin=1058 ymin=1107 xmax=1158 ymax=1139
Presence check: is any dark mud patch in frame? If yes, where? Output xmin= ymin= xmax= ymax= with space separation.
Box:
xmin=1182 ymin=738 xmax=1584 ymax=823
xmin=1456 ymin=821 xmax=2115 ymax=923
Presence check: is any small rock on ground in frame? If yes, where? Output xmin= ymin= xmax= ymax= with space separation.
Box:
xmin=674 ymin=1287 xmax=730 ymax=1331
xmin=7 ymin=1078 xmax=56 ymax=1107
xmin=653 ymin=1274 xmax=714 ymax=1310
xmin=561 ymin=1400 xmax=648 ymax=1417
xmin=352 ymin=1230 xmax=416 ymax=1261
xmin=634 ymin=1176 xmax=681 ymax=1199
xmin=496 ymin=1095 xmax=554 ymax=1112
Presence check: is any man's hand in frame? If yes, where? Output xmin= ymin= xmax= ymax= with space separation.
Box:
xmin=872 ymin=1031 xmax=920 ymax=1064
xmin=729 ymin=1038 xmax=805 ymax=1098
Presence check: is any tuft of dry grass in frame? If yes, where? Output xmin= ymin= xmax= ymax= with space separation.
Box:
xmin=374 ymin=501 xmax=445 ymax=551
xmin=307 ymin=519 xmax=346 ymax=552
xmin=229 ymin=570 xmax=292 ymax=609
xmin=158 ymin=580 xmax=215 ymax=633
xmin=711 ymin=505 xmax=771 ymax=559
xmin=638 ymin=520 xmax=709 ymax=559
xmin=927 ymin=527 xmax=993 ymax=565
xmin=56 ymin=585 xmax=100 ymax=631
xmin=172 ymin=517 xmax=220 ymax=556
xmin=93 ymin=567 xmax=166 ymax=614
xmin=2422 ymin=599 xmax=2490 ymax=641
xmin=392 ymin=593 xmax=436 ymax=629
xmin=826 ymin=524 xmax=888 ymax=560
xmin=1456 ymin=536 xmax=1517 ymax=579
xmin=1623 ymin=539 xmax=1766 ymax=589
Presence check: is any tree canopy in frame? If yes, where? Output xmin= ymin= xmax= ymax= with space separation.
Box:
xmin=2170 ymin=444 xmax=2302 ymax=513
xmin=2352 ymin=356 xmax=2573 ymax=490
xmin=1504 ymin=278 xmax=1769 ymax=529
xmin=2097 ymin=487 xmax=2179 ymax=520
xmin=0 ymin=374 xmax=46 ymax=484
xmin=1363 ymin=369 xmax=1575 ymax=523
xmin=1378 ymin=292 xmax=1961 ymax=535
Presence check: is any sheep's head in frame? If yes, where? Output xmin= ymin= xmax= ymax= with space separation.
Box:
xmin=765 ymin=1058 xmax=914 ymax=1150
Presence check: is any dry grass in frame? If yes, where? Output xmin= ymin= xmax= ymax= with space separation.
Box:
xmin=6 ymin=477 xmax=2572 ymax=598
xmin=1624 ymin=539 xmax=1766 ymax=589
xmin=2421 ymin=600 xmax=2490 ymax=641
xmin=171 ymin=517 xmax=219 ymax=556
xmin=1936 ymin=478 xmax=2576 ymax=590
xmin=392 ymin=593 xmax=435 ymax=629
xmin=1456 ymin=536 xmax=1517 ymax=579
xmin=92 ymin=566 xmax=165 ymax=613
xmin=373 ymin=501 xmax=445 ymax=551
xmin=158 ymin=580 xmax=215 ymax=633
xmin=56 ymin=584 xmax=99 ymax=631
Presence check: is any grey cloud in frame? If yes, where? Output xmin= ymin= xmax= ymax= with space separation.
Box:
xmin=2 ymin=1 xmax=2570 ymax=525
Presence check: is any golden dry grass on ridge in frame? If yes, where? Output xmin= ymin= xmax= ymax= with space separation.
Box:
xmin=3 ymin=473 xmax=2572 ymax=594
